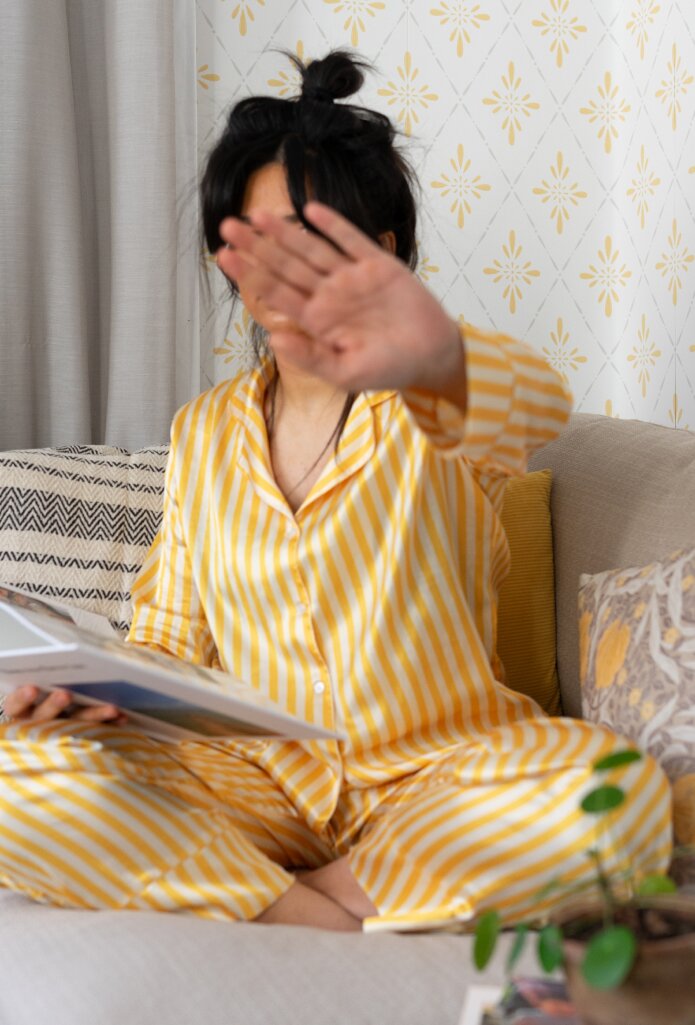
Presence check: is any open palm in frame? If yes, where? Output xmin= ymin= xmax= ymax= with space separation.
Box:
xmin=217 ymin=202 xmax=463 ymax=396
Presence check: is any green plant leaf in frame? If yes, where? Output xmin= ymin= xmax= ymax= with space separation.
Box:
xmin=581 ymin=785 xmax=625 ymax=814
xmin=582 ymin=926 xmax=637 ymax=990
xmin=537 ymin=924 xmax=564 ymax=972
xmin=474 ymin=911 xmax=501 ymax=970
xmin=593 ymin=750 xmax=642 ymax=772
xmin=506 ymin=924 xmax=528 ymax=974
xmin=636 ymin=873 xmax=677 ymax=896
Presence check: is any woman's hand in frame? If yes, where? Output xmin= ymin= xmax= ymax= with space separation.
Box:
xmin=216 ymin=203 xmax=467 ymax=408
xmin=1 ymin=684 xmax=127 ymax=725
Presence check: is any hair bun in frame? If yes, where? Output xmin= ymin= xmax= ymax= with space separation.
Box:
xmin=301 ymin=85 xmax=334 ymax=104
xmin=298 ymin=49 xmax=369 ymax=103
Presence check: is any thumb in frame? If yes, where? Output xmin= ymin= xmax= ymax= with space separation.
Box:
xmin=268 ymin=330 xmax=323 ymax=372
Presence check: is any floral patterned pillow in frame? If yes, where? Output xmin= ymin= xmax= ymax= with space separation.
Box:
xmin=578 ymin=547 xmax=695 ymax=846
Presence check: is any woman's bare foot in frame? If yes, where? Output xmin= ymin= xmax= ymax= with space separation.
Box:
xmin=254 ymin=880 xmax=362 ymax=931
xmin=295 ymin=856 xmax=378 ymax=920
xmin=254 ymin=857 xmax=378 ymax=930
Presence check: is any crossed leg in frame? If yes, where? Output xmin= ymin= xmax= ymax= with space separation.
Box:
xmin=344 ymin=719 xmax=672 ymax=931
xmin=0 ymin=718 xmax=672 ymax=934
xmin=0 ymin=720 xmax=375 ymax=930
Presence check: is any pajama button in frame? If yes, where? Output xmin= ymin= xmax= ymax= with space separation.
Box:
xmin=313 ymin=680 xmax=326 ymax=695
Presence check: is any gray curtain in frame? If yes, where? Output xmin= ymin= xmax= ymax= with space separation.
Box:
xmin=0 ymin=0 xmax=199 ymax=450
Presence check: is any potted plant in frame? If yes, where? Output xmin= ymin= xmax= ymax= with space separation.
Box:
xmin=473 ymin=749 xmax=695 ymax=1025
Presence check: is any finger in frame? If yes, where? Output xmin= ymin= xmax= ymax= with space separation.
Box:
xmin=221 ymin=251 xmax=309 ymax=325
xmin=73 ymin=703 xmax=122 ymax=722
xmin=247 ymin=210 xmax=346 ymax=276
xmin=270 ymin=331 xmax=360 ymax=389
xmin=29 ymin=688 xmax=73 ymax=723
xmin=269 ymin=330 xmax=329 ymax=373
xmin=4 ymin=684 xmax=41 ymax=718
xmin=303 ymin=202 xmax=382 ymax=262
xmin=220 ymin=218 xmax=323 ymax=295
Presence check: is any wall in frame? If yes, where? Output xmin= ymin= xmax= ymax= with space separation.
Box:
xmin=195 ymin=0 xmax=695 ymax=428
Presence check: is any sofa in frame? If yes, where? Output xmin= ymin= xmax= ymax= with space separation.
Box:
xmin=0 ymin=411 xmax=693 ymax=1025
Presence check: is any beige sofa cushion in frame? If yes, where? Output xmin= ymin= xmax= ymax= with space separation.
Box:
xmin=530 ymin=414 xmax=695 ymax=717
xmin=0 ymin=885 xmax=540 ymax=1025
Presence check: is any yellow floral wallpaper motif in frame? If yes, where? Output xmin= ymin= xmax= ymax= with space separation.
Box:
xmin=531 ymin=0 xmax=586 ymax=69
xmin=626 ymin=146 xmax=661 ymax=229
xmin=625 ymin=0 xmax=661 ymax=60
xmin=431 ymin=145 xmax=491 ymax=229
xmin=532 ymin=151 xmax=587 ymax=234
xmin=542 ymin=318 xmax=587 ymax=383
xmin=323 ymin=0 xmax=385 ymax=47
xmin=267 ymin=41 xmax=305 ymax=95
xmin=580 ymin=72 xmax=631 ymax=155
xmin=627 ymin=315 xmax=661 ymax=398
xmin=483 ymin=63 xmax=539 ymax=145
xmin=227 ymin=0 xmax=265 ymax=37
xmin=655 ymin=44 xmax=693 ymax=131
xmin=377 ymin=52 xmax=438 ymax=136
xmin=430 ymin=2 xmax=490 ymax=58
xmin=213 ymin=309 xmax=256 ymax=372
xmin=580 ymin=237 xmax=632 ymax=317
xmin=196 ymin=0 xmax=695 ymax=428
xmin=197 ymin=65 xmax=221 ymax=90
xmin=655 ymin=219 xmax=694 ymax=306
xmin=416 ymin=255 xmax=439 ymax=282
xmin=668 ymin=394 xmax=688 ymax=430
xmin=483 ymin=231 xmax=540 ymax=314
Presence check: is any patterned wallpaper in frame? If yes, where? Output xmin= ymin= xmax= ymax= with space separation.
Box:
xmin=195 ymin=0 xmax=695 ymax=429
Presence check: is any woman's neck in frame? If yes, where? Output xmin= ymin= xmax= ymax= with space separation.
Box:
xmin=269 ymin=356 xmax=348 ymax=422
xmin=263 ymin=355 xmax=353 ymax=512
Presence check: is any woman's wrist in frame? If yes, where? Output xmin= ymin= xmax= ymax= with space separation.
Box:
xmin=418 ymin=318 xmax=467 ymax=413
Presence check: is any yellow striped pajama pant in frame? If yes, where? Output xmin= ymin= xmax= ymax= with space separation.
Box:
xmin=0 ymin=717 xmax=672 ymax=930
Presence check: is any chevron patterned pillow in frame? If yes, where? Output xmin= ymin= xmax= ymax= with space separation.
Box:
xmin=0 ymin=445 xmax=168 ymax=635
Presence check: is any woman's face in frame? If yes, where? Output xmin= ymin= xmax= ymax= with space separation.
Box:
xmin=234 ymin=162 xmax=305 ymax=335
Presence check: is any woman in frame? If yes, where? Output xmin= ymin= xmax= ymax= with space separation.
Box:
xmin=0 ymin=51 xmax=671 ymax=932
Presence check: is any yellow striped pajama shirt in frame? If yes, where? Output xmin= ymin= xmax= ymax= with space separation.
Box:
xmin=0 ymin=324 xmax=671 ymax=930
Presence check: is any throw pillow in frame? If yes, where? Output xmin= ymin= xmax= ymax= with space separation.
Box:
xmin=0 ymin=445 xmax=168 ymax=635
xmin=578 ymin=547 xmax=695 ymax=845
xmin=497 ymin=469 xmax=561 ymax=716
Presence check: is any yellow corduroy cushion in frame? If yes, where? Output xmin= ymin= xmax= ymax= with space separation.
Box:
xmin=497 ymin=469 xmax=560 ymax=716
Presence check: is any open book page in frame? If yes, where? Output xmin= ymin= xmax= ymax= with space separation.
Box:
xmin=459 ymin=986 xmax=504 ymax=1025
xmin=0 ymin=585 xmax=340 ymax=743
xmin=0 ymin=585 xmax=118 ymax=638
xmin=459 ymin=979 xmax=579 ymax=1025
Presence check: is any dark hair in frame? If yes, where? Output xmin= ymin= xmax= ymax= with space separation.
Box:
xmin=201 ymin=49 xmax=418 ymax=272
xmin=199 ymin=50 xmax=420 ymax=454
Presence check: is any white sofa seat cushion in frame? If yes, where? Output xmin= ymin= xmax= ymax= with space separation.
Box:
xmin=0 ymin=887 xmax=543 ymax=1025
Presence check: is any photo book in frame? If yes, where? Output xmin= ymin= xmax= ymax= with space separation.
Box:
xmin=0 ymin=585 xmax=341 ymax=743
xmin=458 ymin=978 xmax=580 ymax=1025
